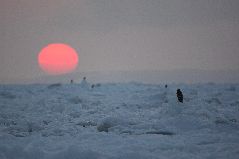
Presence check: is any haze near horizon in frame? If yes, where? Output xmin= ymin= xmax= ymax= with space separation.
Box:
xmin=1 ymin=0 xmax=239 ymax=84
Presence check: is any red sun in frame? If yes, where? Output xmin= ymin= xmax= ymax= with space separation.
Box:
xmin=38 ymin=43 xmax=79 ymax=75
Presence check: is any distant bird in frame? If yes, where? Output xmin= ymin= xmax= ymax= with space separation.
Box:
xmin=80 ymin=77 xmax=90 ymax=89
xmin=80 ymin=77 xmax=87 ymax=85
xmin=91 ymin=84 xmax=95 ymax=89
xmin=176 ymin=89 xmax=183 ymax=103
xmin=165 ymin=84 xmax=168 ymax=88
xmin=70 ymin=79 xmax=74 ymax=84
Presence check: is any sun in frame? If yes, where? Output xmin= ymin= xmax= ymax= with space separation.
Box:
xmin=38 ymin=43 xmax=79 ymax=75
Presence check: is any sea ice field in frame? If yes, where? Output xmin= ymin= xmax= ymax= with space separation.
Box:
xmin=0 ymin=82 xmax=239 ymax=159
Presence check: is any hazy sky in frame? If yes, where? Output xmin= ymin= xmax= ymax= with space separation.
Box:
xmin=1 ymin=0 xmax=239 ymax=83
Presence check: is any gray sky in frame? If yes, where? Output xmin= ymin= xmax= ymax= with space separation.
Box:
xmin=1 ymin=0 xmax=239 ymax=83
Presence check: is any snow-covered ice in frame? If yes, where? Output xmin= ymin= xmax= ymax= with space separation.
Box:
xmin=0 ymin=83 xmax=239 ymax=159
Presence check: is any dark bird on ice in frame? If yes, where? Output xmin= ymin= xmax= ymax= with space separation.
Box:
xmin=176 ymin=89 xmax=183 ymax=103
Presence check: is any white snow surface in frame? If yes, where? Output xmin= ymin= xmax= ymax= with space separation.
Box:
xmin=0 ymin=82 xmax=239 ymax=159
